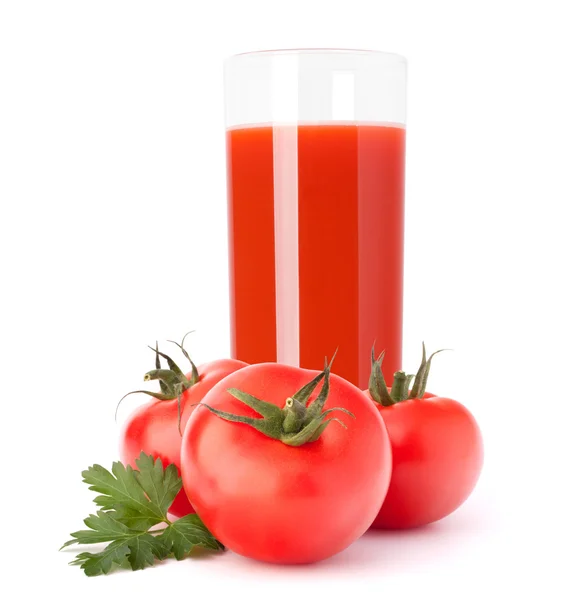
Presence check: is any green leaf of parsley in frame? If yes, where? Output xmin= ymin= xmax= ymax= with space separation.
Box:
xmin=69 ymin=539 xmax=132 ymax=577
xmin=82 ymin=455 xmax=175 ymax=528
xmin=161 ymin=514 xmax=224 ymax=560
xmin=62 ymin=453 xmax=223 ymax=576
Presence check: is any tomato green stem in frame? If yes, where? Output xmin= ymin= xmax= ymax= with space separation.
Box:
xmin=144 ymin=369 xmax=183 ymax=387
xmin=368 ymin=347 xmax=395 ymax=406
xmin=369 ymin=343 xmax=447 ymax=405
xmin=202 ymin=365 xmax=354 ymax=446
xmin=390 ymin=370 xmax=410 ymax=402
xmin=115 ymin=333 xmax=201 ymax=430
xmin=167 ymin=331 xmax=200 ymax=384
xmin=155 ymin=341 xmax=171 ymax=395
xmin=408 ymin=343 xmax=448 ymax=399
xmin=282 ymin=398 xmax=307 ymax=433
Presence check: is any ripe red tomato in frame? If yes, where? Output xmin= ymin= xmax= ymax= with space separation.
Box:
xmin=120 ymin=354 xmax=246 ymax=518
xmin=181 ymin=362 xmax=391 ymax=564
xmin=366 ymin=346 xmax=483 ymax=529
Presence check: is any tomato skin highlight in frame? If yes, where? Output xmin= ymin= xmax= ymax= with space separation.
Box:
xmin=120 ymin=358 xmax=247 ymax=518
xmin=181 ymin=363 xmax=392 ymax=564
xmin=367 ymin=392 xmax=483 ymax=529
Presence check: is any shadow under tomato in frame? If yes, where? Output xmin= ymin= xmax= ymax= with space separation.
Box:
xmin=221 ymin=507 xmax=492 ymax=578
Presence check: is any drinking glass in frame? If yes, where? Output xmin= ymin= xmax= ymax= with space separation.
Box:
xmin=225 ymin=49 xmax=407 ymax=387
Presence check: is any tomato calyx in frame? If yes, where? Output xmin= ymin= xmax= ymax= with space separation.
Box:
xmin=115 ymin=332 xmax=200 ymax=433
xmin=202 ymin=365 xmax=355 ymax=446
xmin=369 ymin=343 xmax=446 ymax=407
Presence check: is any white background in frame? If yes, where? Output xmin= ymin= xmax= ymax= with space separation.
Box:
xmin=1 ymin=1 xmax=579 ymax=598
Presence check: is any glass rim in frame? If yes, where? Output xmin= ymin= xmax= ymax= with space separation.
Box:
xmin=227 ymin=48 xmax=406 ymax=63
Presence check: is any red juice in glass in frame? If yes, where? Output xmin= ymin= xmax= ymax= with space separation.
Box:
xmin=225 ymin=51 xmax=407 ymax=388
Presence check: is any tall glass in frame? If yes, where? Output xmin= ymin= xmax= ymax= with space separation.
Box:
xmin=225 ymin=49 xmax=407 ymax=388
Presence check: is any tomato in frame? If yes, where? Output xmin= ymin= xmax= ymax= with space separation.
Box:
xmin=366 ymin=346 xmax=483 ymax=529
xmin=181 ymin=362 xmax=391 ymax=564
xmin=120 ymin=344 xmax=246 ymax=518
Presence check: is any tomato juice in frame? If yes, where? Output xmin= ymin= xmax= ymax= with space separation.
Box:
xmin=227 ymin=123 xmax=405 ymax=387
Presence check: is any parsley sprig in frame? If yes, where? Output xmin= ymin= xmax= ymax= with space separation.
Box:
xmin=62 ymin=453 xmax=224 ymax=576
